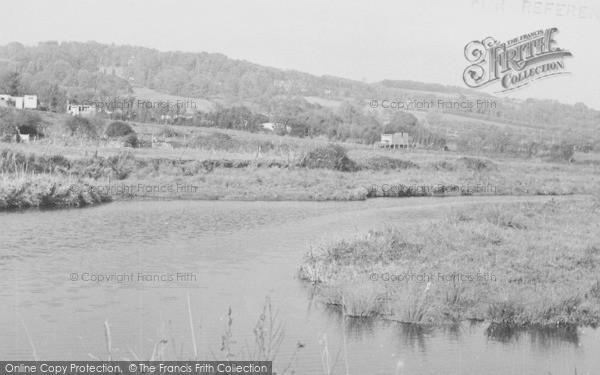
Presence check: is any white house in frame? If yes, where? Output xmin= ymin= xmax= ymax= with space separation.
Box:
xmin=67 ymin=103 xmax=97 ymax=116
xmin=0 ymin=94 xmax=38 ymax=109
xmin=380 ymin=132 xmax=411 ymax=148
xmin=261 ymin=122 xmax=291 ymax=133
xmin=14 ymin=97 xmax=24 ymax=109
xmin=23 ymin=95 xmax=38 ymax=109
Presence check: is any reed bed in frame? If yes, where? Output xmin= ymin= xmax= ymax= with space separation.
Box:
xmin=300 ymin=199 xmax=600 ymax=327
xmin=0 ymin=173 xmax=111 ymax=210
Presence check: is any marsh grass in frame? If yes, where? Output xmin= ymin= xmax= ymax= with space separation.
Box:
xmin=387 ymin=283 xmax=433 ymax=324
xmin=0 ymin=173 xmax=111 ymax=210
xmin=93 ymin=297 xmax=302 ymax=374
xmin=2 ymin=117 xmax=598 ymax=206
xmin=321 ymin=281 xmax=386 ymax=318
xmin=299 ymin=199 xmax=600 ymax=327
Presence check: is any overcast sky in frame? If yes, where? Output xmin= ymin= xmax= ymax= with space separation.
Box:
xmin=1 ymin=0 xmax=599 ymax=109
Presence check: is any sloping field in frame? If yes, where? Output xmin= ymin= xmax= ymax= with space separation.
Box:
xmin=306 ymin=95 xmax=549 ymax=135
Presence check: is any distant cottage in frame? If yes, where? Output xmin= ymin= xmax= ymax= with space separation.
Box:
xmin=380 ymin=132 xmax=411 ymax=148
xmin=67 ymin=103 xmax=96 ymax=116
xmin=0 ymin=94 xmax=38 ymax=109
xmin=261 ymin=122 xmax=291 ymax=133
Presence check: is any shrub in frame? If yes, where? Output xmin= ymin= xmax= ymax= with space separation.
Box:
xmin=300 ymin=144 xmax=358 ymax=172
xmin=64 ymin=116 xmax=98 ymax=138
xmin=122 ymin=133 xmax=138 ymax=148
xmin=548 ymin=143 xmax=575 ymax=162
xmin=105 ymin=121 xmax=134 ymax=138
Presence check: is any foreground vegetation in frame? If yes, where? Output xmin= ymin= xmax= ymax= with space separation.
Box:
xmin=299 ymin=197 xmax=600 ymax=327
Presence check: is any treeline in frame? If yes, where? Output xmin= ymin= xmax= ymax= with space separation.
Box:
xmin=168 ymin=97 xmax=446 ymax=146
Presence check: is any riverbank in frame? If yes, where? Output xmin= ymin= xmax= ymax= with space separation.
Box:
xmin=1 ymin=145 xmax=597 ymax=210
xmin=0 ymin=174 xmax=111 ymax=210
xmin=299 ymin=197 xmax=600 ymax=327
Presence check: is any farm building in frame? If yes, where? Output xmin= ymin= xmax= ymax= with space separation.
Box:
xmin=67 ymin=103 xmax=97 ymax=116
xmin=0 ymin=94 xmax=38 ymax=109
xmin=380 ymin=132 xmax=411 ymax=148
xmin=261 ymin=122 xmax=291 ymax=133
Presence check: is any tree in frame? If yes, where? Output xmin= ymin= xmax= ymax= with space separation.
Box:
xmin=105 ymin=121 xmax=134 ymax=138
xmin=388 ymin=111 xmax=419 ymax=130
xmin=64 ymin=116 xmax=98 ymax=138
xmin=0 ymin=71 xmax=21 ymax=96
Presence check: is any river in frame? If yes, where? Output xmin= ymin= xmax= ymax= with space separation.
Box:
xmin=1 ymin=196 xmax=598 ymax=374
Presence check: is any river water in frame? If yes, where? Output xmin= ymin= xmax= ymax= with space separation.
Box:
xmin=1 ymin=196 xmax=598 ymax=374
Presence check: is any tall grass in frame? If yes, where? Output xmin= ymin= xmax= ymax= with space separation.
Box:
xmin=96 ymin=297 xmax=302 ymax=374
xmin=299 ymin=199 xmax=600 ymax=327
xmin=0 ymin=173 xmax=111 ymax=210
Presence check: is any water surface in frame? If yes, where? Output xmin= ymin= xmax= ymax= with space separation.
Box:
xmin=1 ymin=196 xmax=598 ymax=374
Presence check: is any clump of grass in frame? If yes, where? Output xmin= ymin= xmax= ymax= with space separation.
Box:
xmin=156 ymin=126 xmax=181 ymax=138
xmin=428 ymin=160 xmax=454 ymax=171
xmin=389 ymin=283 xmax=433 ymax=324
xmin=0 ymin=149 xmax=71 ymax=174
xmin=322 ymin=281 xmax=386 ymax=317
xmin=0 ymin=174 xmax=111 ymax=210
xmin=299 ymin=230 xmax=421 ymax=283
xmin=449 ymin=204 xmax=528 ymax=229
xmin=360 ymin=156 xmax=419 ymax=171
xmin=455 ymin=157 xmax=497 ymax=171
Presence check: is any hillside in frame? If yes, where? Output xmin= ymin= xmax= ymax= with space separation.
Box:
xmin=0 ymin=41 xmax=598 ymax=143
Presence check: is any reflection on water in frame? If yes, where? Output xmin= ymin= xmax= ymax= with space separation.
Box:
xmin=486 ymin=323 xmax=580 ymax=346
xmin=1 ymin=197 xmax=599 ymax=374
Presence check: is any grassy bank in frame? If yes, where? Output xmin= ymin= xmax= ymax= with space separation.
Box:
xmin=1 ymin=144 xmax=597 ymax=206
xmin=299 ymin=197 xmax=600 ymax=327
xmin=0 ymin=174 xmax=111 ymax=210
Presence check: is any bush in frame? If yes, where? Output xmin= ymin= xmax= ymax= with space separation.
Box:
xmin=548 ymin=143 xmax=575 ymax=162
xmin=122 ymin=133 xmax=138 ymax=148
xmin=300 ymin=144 xmax=358 ymax=172
xmin=105 ymin=121 xmax=134 ymax=138
xmin=64 ymin=116 xmax=98 ymax=138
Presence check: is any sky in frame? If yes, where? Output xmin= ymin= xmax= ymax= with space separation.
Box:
xmin=0 ymin=0 xmax=599 ymax=109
